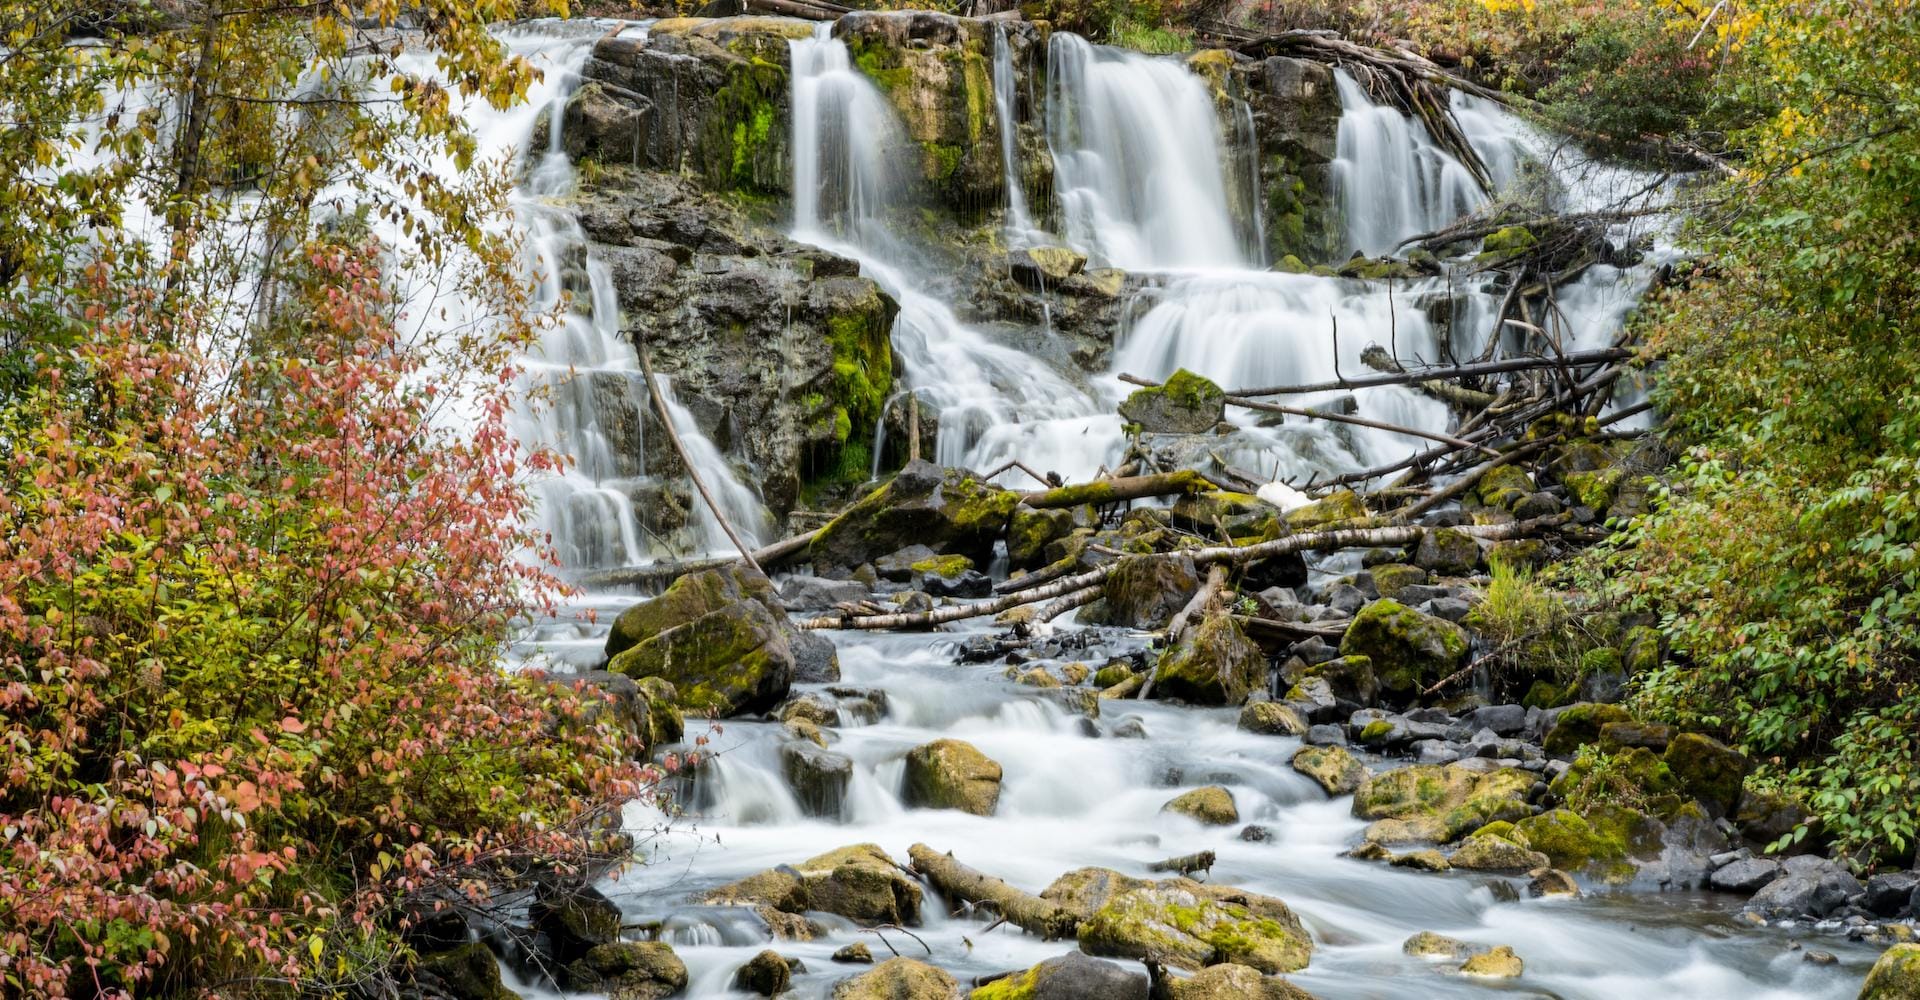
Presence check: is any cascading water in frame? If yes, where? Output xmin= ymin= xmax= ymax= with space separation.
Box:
xmin=1331 ymin=69 xmax=1497 ymax=258
xmin=1046 ymin=33 xmax=1247 ymax=270
xmin=991 ymin=22 xmax=1040 ymax=249
xmin=789 ymin=25 xmax=1118 ymax=487
xmin=495 ymin=26 xmax=769 ymax=569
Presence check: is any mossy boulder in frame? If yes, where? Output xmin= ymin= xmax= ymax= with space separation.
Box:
xmin=1475 ymin=465 xmax=1536 ymax=510
xmin=1510 ymin=805 xmax=1659 ymax=878
xmin=1564 ymin=467 xmax=1624 ymax=512
xmin=1153 ymin=613 xmax=1268 ymax=706
xmin=1165 ymin=963 xmax=1320 ymax=1000
xmin=1369 ymin=563 xmax=1429 ymax=603
xmin=832 ymin=957 xmax=960 ymax=1000
xmin=1081 ymin=554 xmax=1202 ymax=630
xmin=1662 ymin=732 xmax=1750 ymax=817
xmin=1077 ymin=882 xmax=1313 ymax=973
xmin=1475 ymin=225 xmax=1537 ymax=265
xmin=560 ymin=941 xmax=688 ymax=1000
xmin=810 ymin=461 xmax=1020 ymax=571
xmin=968 ymin=950 xmax=1149 ymax=1000
xmin=1118 ymin=369 xmax=1227 ymax=434
xmin=530 ymin=885 xmax=622 ymax=964
xmin=1619 ymin=624 xmax=1663 ymax=673
xmin=903 ymin=738 xmax=1003 ymax=816
xmin=1040 ymin=867 xmax=1152 ymax=920
xmin=734 ymin=950 xmax=793 ymax=997
xmin=604 ymin=564 xmax=796 ymax=716
xmin=1163 ymin=785 xmax=1240 ymax=826
xmin=1008 ymin=506 xmax=1075 ymax=569
xmin=1339 ymin=599 xmax=1470 ymax=697
xmin=704 ymin=844 xmax=922 ymax=929
xmin=795 ymin=844 xmax=924 ymax=926
xmin=1403 ymin=931 xmax=1482 ymax=960
xmin=1542 ymin=703 xmax=1635 ymax=757
xmin=415 ymin=942 xmax=522 ymax=1000
xmin=1412 ymin=527 xmax=1481 ymax=576
xmin=1449 ymin=833 xmax=1550 ymax=872
xmin=1858 ymin=944 xmax=1920 ymax=1000
xmin=1352 ymin=765 xmax=1532 ymax=843
xmin=1283 ymin=488 xmax=1367 ymax=530
xmin=1239 ymin=701 xmax=1308 ymax=736
xmin=1291 ymin=745 xmax=1367 ymax=796
xmin=1286 ymin=654 xmax=1378 ymax=706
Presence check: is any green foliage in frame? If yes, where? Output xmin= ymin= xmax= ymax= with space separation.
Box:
xmin=1538 ymin=8 xmax=1721 ymax=141
xmin=1603 ymin=1 xmax=1920 ymax=863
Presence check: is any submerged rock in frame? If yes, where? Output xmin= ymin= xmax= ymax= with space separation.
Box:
xmin=1165 ymin=962 xmax=1320 ymax=1000
xmin=903 ymin=738 xmax=1003 ymax=816
xmin=968 ymin=950 xmax=1148 ymax=1000
xmin=832 ymin=957 xmax=960 ymax=1000
xmin=605 ymin=564 xmax=796 ymax=716
xmin=560 ymin=941 xmax=688 ymax=1000
xmin=1163 ymin=786 xmax=1240 ymax=826
xmin=1291 ymin=745 xmax=1367 ymax=796
xmin=1077 ymin=881 xmax=1313 ymax=973
xmin=1339 ymin=599 xmax=1469 ymax=697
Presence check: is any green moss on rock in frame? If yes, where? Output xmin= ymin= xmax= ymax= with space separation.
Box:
xmin=1163 ymin=785 xmax=1240 ymax=825
xmin=1662 ymin=732 xmax=1750 ymax=817
xmin=1857 ymin=943 xmax=1920 ymax=1000
xmin=1339 ymin=599 xmax=1470 ymax=696
xmin=1542 ymin=702 xmax=1635 ymax=757
xmin=1292 ymin=745 xmax=1367 ymax=795
xmin=1077 ymin=882 xmax=1312 ymax=973
xmin=1118 ymin=369 xmax=1227 ymax=434
xmin=903 ymin=738 xmax=1002 ymax=816
xmin=1153 ymin=613 xmax=1267 ymax=706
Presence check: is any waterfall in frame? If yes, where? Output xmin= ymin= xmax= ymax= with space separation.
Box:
xmin=502 ymin=25 xmax=769 ymax=569
xmin=788 ymin=25 xmax=1117 ymax=487
xmin=1330 ymin=68 xmax=1492 ymax=257
xmin=991 ymin=22 xmax=1039 ymax=248
xmin=1045 ymin=34 xmax=1246 ymax=271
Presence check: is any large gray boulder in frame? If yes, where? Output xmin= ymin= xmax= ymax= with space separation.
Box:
xmin=809 ymin=461 xmax=1020 ymax=571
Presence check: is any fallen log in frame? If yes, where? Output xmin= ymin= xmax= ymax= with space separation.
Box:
xmin=801 ymin=515 xmax=1569 ymax=631
xmin=1019 ymin=470 xmax=1209 ymax=508
xmin=1035 ymin=586 xmax=1101 ymax=624
xmin=571 ymin=528 xmax=819 ymax=591
xmin=906 ymin=844 xmax=1079 ymax=940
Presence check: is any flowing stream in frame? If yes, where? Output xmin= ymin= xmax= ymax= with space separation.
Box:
xmin=484 ymin=20 xmax=1873 ymax=1000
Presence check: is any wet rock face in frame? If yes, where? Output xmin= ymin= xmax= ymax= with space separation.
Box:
xmin=835 ymin=11 xmax=1002 ymax=217
xmin=583 ymin=17 xmax=815 ymax=195
xmin=1081 ymin=554 xmax=1203 ymax=631
xmin=1118 ymin=369 xmax=1227 ymax=434
xmin=413 ymin=942 xmax=520 ymax=1000
xmin=567 ymin=168 xmax=899 ymax=527
xmin=1166 ymin=962 xmax=1320 ymax=1000
xmin=561 ymin=941 xmax=689 ymax=1000
xmin=1237 ymin=55 xmax=1343 ymax=265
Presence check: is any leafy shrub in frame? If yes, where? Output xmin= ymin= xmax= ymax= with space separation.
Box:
xmin=0 ymin=247 xmax=649 ymax=996
xmin=1604 ymin=0 xmax=1920 ymax=863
